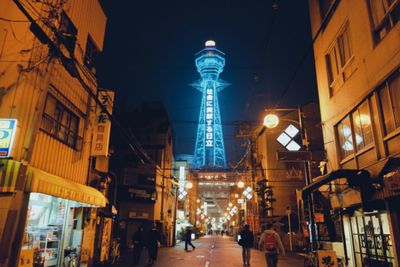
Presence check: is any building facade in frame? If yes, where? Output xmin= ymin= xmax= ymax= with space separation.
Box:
xmin=0 ymin=0 xmax=108 ymax=266
xmin=112 ymin=102 xmax=176 ymax=249
xmin=307 ymin=0 xmax=400 ymax=266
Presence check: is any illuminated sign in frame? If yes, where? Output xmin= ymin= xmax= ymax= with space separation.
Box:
xmin=205 ymin=88 xmax=214 ymax=147
xmin=91 ymin=90 xmax=114 ymax=156
xmin=178 ymin=166 xmax=188 ymax=200
xmin=277 ymin=124 xmax=301 ymax=151
xmin=0 ymin=119 xmax=17 ymax=158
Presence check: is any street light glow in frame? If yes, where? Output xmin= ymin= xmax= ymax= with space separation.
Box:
xmin=237 ymin=181 xmax=245 ymax=188
xmin=263 ymin=114 xmax=279 ymax=128
xmin=185 ymin=181 xmax=193 ymax=189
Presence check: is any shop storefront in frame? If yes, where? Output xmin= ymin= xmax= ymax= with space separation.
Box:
xmin=342 ymin=209 xmax=396 ymax=267
xmin=19 ymin=167 xmax=107 ymax=266
xmin=21 ymin=193 xmax=91 ymax=266
xmin=301 ymin=167 xmax=400 ymax=267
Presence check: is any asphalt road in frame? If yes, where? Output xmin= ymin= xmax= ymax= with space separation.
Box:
xmin=114 ymin=235 xmax=304 ymax=267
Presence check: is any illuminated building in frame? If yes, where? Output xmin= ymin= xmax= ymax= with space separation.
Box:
xmin=306 ymin=0 xmax=400 ymax=265
xmin=192 ymin=40 xmax=228 ymax=169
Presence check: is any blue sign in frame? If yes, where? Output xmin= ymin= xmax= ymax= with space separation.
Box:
xmin=0 ymin=119 xmax=17 ymax=158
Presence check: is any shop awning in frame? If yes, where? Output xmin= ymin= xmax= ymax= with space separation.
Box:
xmin=301 ymin=169 xmax=371 ymax=199
xmin=25 ymin=167 xmax=107 ymax=207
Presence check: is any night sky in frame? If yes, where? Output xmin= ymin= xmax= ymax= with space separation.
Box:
xmin=97 ymin=0 xmax=318 ymax=165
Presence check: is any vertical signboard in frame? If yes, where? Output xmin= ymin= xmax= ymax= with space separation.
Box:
xmin=205 ymin=88 xmax=213 ymax=147
xmin=0 ymin=119 xmax=17 ymax=158
xmin=91 ymin=91 xmax=114 ymax=156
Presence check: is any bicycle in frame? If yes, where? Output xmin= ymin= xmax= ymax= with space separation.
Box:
xmin=110 ymin=238 xmax=120 ymax=264
xmin=298 ymin=251 xmax=318 ymax=267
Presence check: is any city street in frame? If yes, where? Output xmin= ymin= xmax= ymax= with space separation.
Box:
xmin=115 ymin=235 xmax=303 ymax=267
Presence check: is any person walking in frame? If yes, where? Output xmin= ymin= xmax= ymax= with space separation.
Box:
xmin=258 ymin=223 xmax=285 ymax=267
xmin=131 ymin=226 xmax=145 ymax=265
xmin=238 ymin=224 xmax=254 ymax=266
xmin=146 ymin=223 xmax=161 ymax=265
xmin=184 ymin=227 xmax=196 ymax=251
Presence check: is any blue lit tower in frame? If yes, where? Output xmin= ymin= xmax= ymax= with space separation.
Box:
xmin=192 ymin=40 xmax=228 ymax=169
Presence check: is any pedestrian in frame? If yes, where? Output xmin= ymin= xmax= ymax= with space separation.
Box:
xmin=146 ymin=223 xmax=161 ymax=265
xmin=184 ymin=227 xmax=196 ymax=251
xmin=132 ymin=226 xmax=145 ymax=265
xmin=238 ymin=224 xmax=254 ymax=266
xmin=258 ymin=223 xmax=285 ymax=267
xmin=220 ymin=229 xmax=224 ymax=236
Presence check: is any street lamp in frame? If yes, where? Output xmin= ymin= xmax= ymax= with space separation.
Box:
xmin=263 ymin=106 xmax=318 ymax=251
xmin=263 ymin=113 xmax=279 ymax=128
xmin=185 ymin=181 xmax=193 ymax=189
xmin=237 ymin=181 xmax=245 ymax=188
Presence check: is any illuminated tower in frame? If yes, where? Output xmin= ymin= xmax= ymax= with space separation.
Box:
xmin=192 ymin=40 xmax=228 ymax=169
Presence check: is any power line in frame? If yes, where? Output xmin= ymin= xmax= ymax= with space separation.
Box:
xmin=0 ymin=17 xmax=30 ymax=23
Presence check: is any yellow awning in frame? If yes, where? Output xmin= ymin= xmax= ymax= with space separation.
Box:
xmin=25 ymin=167 xmax=107 ymax=207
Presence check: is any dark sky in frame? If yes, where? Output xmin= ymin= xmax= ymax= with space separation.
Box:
xmin=97 ymin=0 xmax=318 ymax=165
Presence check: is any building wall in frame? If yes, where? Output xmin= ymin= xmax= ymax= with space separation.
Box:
xmin=309 ymin=0 xmax=400 ymax=264
xmin=308 ymin=0 xmax=400 ymax=171
xmin=0 ymin=0 xmax=106 ymax=183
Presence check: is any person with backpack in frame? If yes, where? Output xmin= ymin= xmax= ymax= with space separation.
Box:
xmin=238 ymin=224 xmax=254 ymax=266
xmin=258 ymin=223 xmax=285 ymax=267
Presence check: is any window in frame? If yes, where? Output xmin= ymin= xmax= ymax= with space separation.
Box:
xmin=352 ymin=101 xmax=373 ymax=151
xmin=326 ymin=23 xmax=355 ymax=95
xmin=337 ymin=116 xmax=354 ymax=159
xmin=59 ymin=11 xmax=77 ymax=55
xmin=368 ymin=0 xmax=400 ymax=43
xmin=41 ymin=94 xmax=81 ymax=149
xmin=84 ymin=36 xmax=99 ymax=73
xmin=337 ymin=100 xmax=373 ymax=159
xmin=379 ymin=70 xmax=400 ymax=134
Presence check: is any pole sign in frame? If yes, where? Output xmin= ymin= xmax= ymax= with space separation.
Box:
xmin=91 ymin=91 xmax=114 ymax=156
xmin=0 ymin=119 xmax=17 ymax=158
xmin=205 ymin=88 xmax=214 ymax=147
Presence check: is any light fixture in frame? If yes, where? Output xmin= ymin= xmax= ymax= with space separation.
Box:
xmin=237 ymin=181 xmax=245 ymax=188
xmin=185 ymin=182 xmax=193 ymax=189
xmin=263 ymin=114 xmax=279 ymax=129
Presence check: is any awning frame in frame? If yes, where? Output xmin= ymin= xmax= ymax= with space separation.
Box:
xmin=301 ymin=169 xmax=372 ymax=200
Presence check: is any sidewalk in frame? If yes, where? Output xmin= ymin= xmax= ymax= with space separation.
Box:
xmin=111 ymin=235 xmax=304 ymax=267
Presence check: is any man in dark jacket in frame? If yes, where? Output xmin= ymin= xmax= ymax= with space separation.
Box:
xmin=184 ymin=227 xmax=196 ymax=251
xmin=147 ymin=224 xmax=161 ymax=264
xmin=239 ymin=224 xmax=254 ymax=266
xmin=132 ymin=226 xmax=145 ymax=265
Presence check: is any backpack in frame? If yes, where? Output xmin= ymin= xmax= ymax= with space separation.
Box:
xmin=264 ymin=232 xmax=277 ymax=251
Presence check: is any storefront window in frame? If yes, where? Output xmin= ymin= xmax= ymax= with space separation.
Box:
xmin=21 ymin=193 xmax=88 ymax=267
xmin=346 ymin=211 xmax=395 ymax=267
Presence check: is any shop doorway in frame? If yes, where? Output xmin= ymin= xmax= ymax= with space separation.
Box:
xmin=344 ymin=210 xmax=395 ymax=267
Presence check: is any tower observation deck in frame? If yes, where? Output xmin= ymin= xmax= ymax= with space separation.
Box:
xmin=192 ymin=40 xmax=228 ymax=169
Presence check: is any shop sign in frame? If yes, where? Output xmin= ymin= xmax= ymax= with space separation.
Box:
xmin=18 ymin=249 xmax=33 ymax=267
xmin=129 ymin=211 xmax=149 ymax=219
xmin=314 ymin=213 xmax=324 ymax=223
xmin=91 ymin=91 xmax=114 ymax=156
xmin=316 ymin=250 xmax=338 ymax=267
xmin=0 ymin=119 xmax=17 ymax=158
